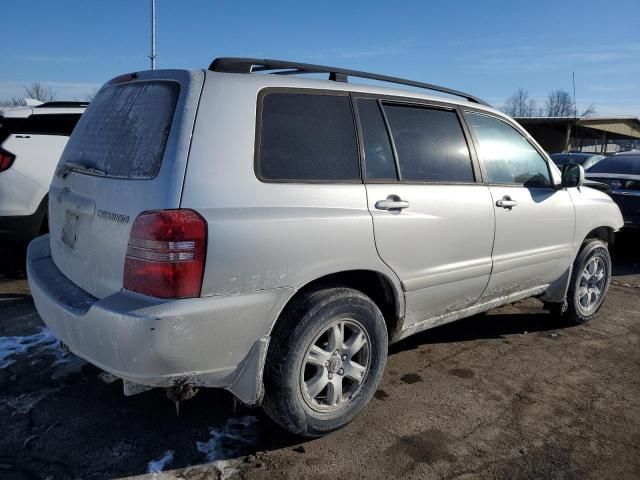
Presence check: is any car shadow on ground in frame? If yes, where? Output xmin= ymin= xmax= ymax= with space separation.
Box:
xmin=389 ymin=308 xmax=562 ymax=355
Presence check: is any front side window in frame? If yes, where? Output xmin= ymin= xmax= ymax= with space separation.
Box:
xmin=467 ymin=112 xmax=551 ymax=187
xmin=258 ymin=92 xmax=359 ymax=181
xmin=382 ymin=104 xmax=474 ymax=182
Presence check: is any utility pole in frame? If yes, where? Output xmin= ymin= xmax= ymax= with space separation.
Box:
xmin=572 ymin=72 xmax=577 ymax=118
xmin=150 ymin=0 xmax=157 ymax=70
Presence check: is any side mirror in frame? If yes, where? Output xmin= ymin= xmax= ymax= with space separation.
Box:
xmin=561 ymin=163 xmax=584 ymax=188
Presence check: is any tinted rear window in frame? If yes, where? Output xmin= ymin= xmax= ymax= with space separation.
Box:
xmin=15 ymin=113 xmax=81 ymax=136
xmin=588 ymin=156 xmax=640 ymax=175
xmin=0 ymin=117 xmax=24 ymax=145
xmin=258 ymin=92 xmax=359 ymax=181
xmin=383 ymin=104 xmax=474 ymax=182
xmin=60 ymin=81 xmax=179 ymax=179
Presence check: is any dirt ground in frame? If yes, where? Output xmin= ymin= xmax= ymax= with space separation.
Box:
xmin=1 ymin=234 xmax=639 ymax=480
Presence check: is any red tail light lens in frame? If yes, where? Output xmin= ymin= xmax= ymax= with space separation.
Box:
xmin=123 ymin=209 xmax=207 ymax=298
xmin=0 ymin=147 xmax=16 ymax=172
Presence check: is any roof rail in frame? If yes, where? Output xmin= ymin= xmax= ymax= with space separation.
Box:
xmin=209 ymin=57 xmax=490 ymax=106
xmin=36 ymin=101 xmax=89 ymax=108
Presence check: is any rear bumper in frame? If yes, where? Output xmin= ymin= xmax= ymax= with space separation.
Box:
xmin=27 ymin=235 xmax=293 ymax=403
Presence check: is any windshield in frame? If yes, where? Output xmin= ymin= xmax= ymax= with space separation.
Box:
xmin=59 ymin=81 xmax=179 ymax=179
xmin=587 ymin=155 xmax=640 ymax=175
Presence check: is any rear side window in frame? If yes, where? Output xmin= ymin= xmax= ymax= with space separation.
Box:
xmin=258 ymin=92 xmax=359 ymax=181
xmin=61 ymin=81 xmax=179 ymax=179
xmin=15 ymin=113 xmax=81 ymax=136
xmin=357 ymin=99 xmax=397 ymax=181
xmin=382 ymin=104 xmax=474 ymax=182
xmin=467 ymin=112 xmax=551 ymax=187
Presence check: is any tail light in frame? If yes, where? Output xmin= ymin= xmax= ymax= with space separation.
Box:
xmin=0 ymin=147 xmax=15 ymax=172
xmin=123 ymin=209 xmax=207 ymax=298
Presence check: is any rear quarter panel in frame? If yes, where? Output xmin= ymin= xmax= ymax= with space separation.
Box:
xmin=180 ymin=72 xmax=403 ymax=303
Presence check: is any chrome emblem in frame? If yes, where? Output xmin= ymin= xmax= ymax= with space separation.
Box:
xmin=97 ymin=210 xmax=130 ymax=224
xmin=610 ymin=180 xmax=622 ymax=190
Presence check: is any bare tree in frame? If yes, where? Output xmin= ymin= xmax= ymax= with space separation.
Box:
xmin=580 ymin=103 xmax=597 ymax=117
xmin=85 ymin=87 xmax=100 ymax=102
xmin=23 ymin=82 xmax=57 ymax=103
xmin=545 ymin=89 xmax=574 ymax=117
xmin=0 ymin=97 xmax=26 ymax=107
xmin=502 ymin=89 xmax=538 ymax=117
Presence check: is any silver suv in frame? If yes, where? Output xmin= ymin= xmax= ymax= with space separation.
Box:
xmin=27 ymin=58 xmax=623 ymax=437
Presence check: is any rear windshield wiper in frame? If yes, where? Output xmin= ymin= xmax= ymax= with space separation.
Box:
xmin=56 ymin=161 xmax=108 ymax=179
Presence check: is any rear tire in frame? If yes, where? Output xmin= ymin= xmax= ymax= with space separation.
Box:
xmin=548 ymin=239 xmax=611 ymax=324
xmin=262 ymin=287 xmax=388 ymax=437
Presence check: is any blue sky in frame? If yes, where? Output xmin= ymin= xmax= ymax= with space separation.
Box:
xmin=2 ymin=0 xmax=639 ymax=115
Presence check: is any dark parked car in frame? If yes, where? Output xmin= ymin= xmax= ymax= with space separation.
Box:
xmin=550 ymin=153 xmax=611 ymax=194
xmin=586 ymin=151 xmax=640 ymax=229
xmin=550 ymin=152 xmax=605 ymax=171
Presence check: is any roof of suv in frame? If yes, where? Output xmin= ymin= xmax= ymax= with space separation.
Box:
xmin=204 ymin=69 xmax=505 ymax=119
xmin=205 ymin=57 xmax=504 ymax=118
xmin=0 ymin=101 xmax=87 ymax=118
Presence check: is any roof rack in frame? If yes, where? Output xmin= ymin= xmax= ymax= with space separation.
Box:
xmin=209 ymin=57 xmax=490 ymax=106
xmin=36 ymin=101 xmax=89 ymax=108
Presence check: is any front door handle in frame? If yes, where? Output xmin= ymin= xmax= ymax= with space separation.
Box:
xmin=375 ymin=195 xmax=409 ymax=211
xmin=496 ymin=196 xmax=518 ymax=209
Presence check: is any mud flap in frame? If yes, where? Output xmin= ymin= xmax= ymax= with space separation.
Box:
xmin=226 ymin=336 xmax=270 ymax=406
xmin=539 ymin=266 xmax=573 ymax=303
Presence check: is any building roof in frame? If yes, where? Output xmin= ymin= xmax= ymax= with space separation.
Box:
xmin=515 ymin=116 xmax=640 ymax=139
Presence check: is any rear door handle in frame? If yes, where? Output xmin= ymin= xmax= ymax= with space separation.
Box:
xmin=496 ymin=196 xmax=518 ymax=209
xmin=375 ymin=195 xmax=409 ymax=211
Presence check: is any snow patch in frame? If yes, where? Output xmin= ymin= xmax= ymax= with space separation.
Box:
xmin=2 ymin=388 xmax=59 ymax=415
xmin=196 ymin=416 xmax=259 ymax=478
xmin=147 ymin=450 xmax=175 ymax=474
xmin=196 ymin=416 xmax=258 ymax=461
xmin=0 ymin=327 xmax=85 ymax=377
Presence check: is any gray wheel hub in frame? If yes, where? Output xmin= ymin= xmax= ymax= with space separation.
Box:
xmin=578 ymin=256 xmax=606 ymax=313
xmin=300 ymin=319 xmax=371 ymax=412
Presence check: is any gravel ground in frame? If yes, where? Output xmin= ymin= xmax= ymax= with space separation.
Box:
xmin=0 ymin=233 xmax=638 ymax=480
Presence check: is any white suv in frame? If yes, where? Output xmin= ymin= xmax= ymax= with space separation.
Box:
xmin=0 ymin=102 xmax=86 ymax=244
xmin=27 ymin=59 xmax=623 ymax=437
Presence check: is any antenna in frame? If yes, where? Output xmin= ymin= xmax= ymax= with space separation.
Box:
xmin=150 ymin=0 xmax=157 ymax=70
xmin=572 ymin=71 xmax=577 ymax=118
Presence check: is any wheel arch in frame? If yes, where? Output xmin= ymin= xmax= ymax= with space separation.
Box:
xmin=542 ymin=225 xmax=614 ymax=304
xmin=269 ymin=269 xmax=405 ymax=341
xmin=583 ymin=226 xmax=615 ymax=247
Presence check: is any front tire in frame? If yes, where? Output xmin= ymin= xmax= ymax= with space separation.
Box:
xmin=549 ymin=239 xmax=612 ymax=324
xmin=262 ymin=287 xmax=388 ymax=437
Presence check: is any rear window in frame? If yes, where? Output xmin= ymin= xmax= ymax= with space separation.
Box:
xmin=15 ymin=113 xmax=81 ymax=136
xmin=0 ymin=117 xmax=24 ymax=145
xmin=60 ymin=81 xmax=179 ymax=179
xmin=257 ymin=92 xmax=360 ymax=182
xmin=588 ymin=155 xmax=640 ymax=175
